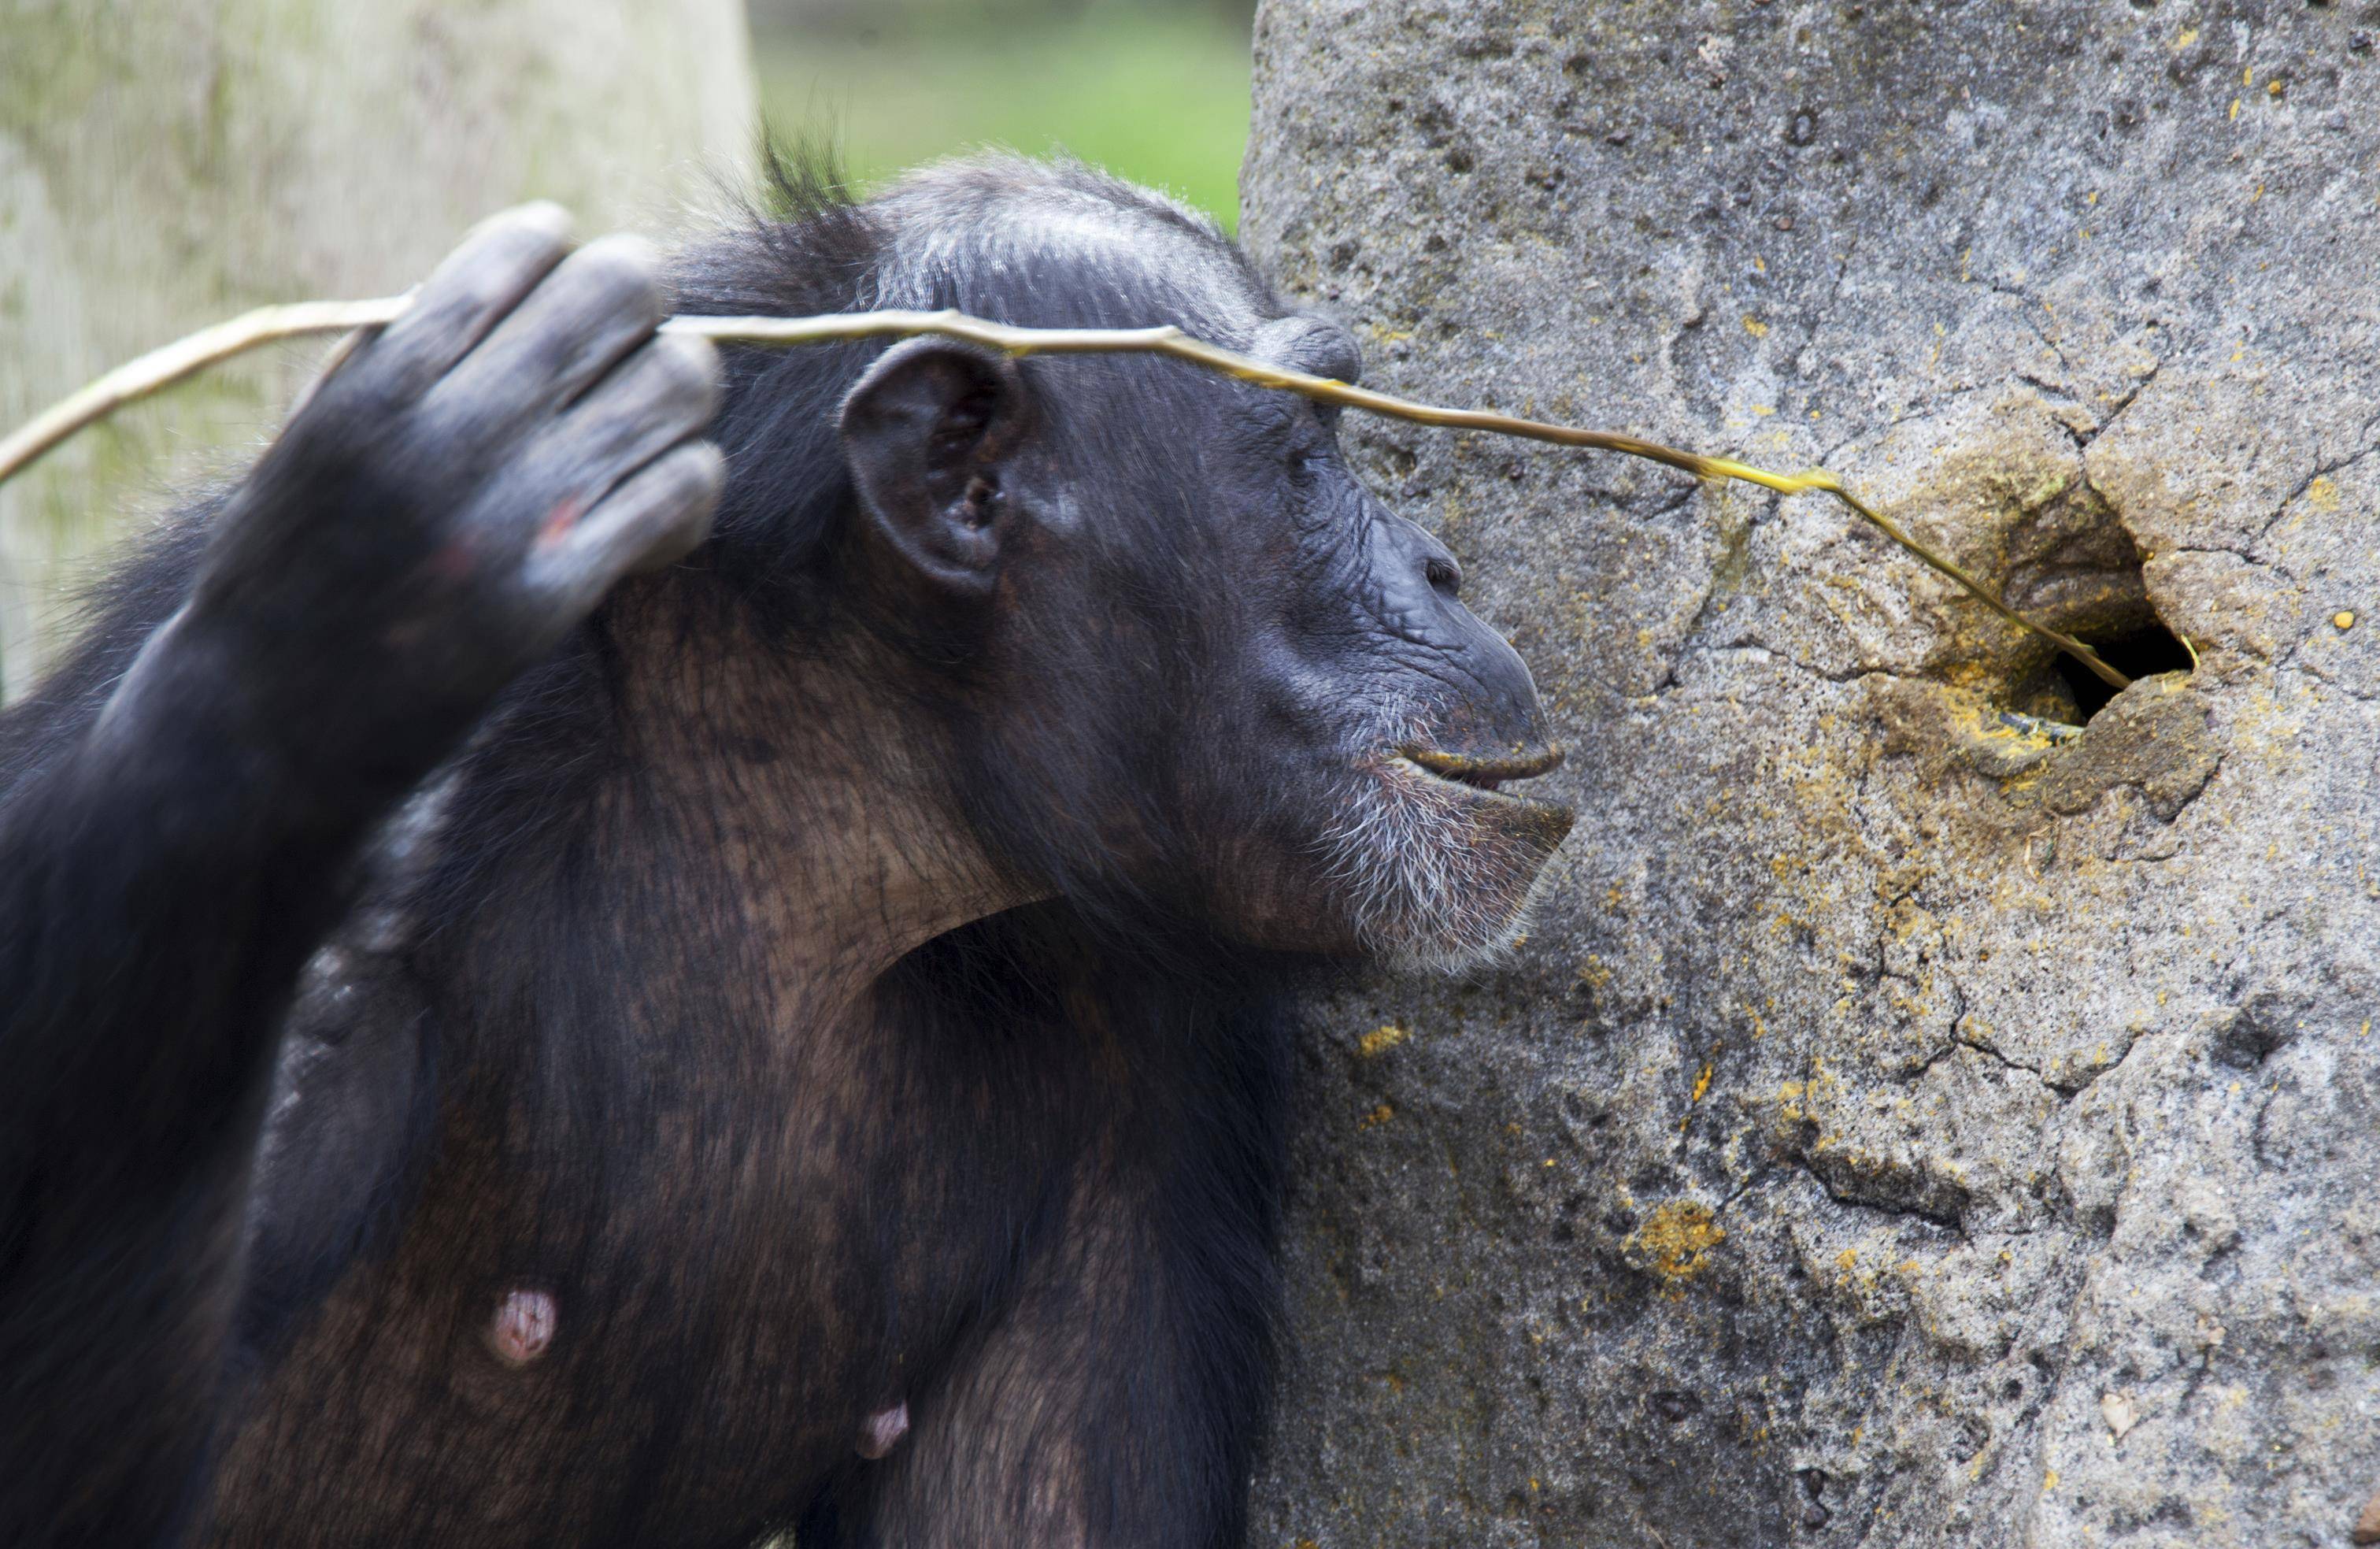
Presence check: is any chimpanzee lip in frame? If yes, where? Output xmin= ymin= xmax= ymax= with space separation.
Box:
xmin=1396 ymin=743 xmax=1566 ymax=796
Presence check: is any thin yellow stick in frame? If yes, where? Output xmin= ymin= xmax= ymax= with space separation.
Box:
xmin=0 ymin=298 xmax=407 ymax=490
xmin=0 ymin=297 xmax=2130 ymax=690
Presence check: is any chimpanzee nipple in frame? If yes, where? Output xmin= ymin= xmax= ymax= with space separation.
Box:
xmin=486 ymin=1287 xmax=558 ymax=1367
xmin=857 ymin=1401 xmax=910 ymax=1459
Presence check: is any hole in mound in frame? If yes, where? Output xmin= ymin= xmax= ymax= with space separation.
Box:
xmin=1996 ymin=505 xmax=2190 ymax=728
xmin=2052 ymin=622 xmax=2193 ymax=722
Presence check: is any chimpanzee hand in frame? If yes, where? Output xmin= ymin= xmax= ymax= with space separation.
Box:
xmin=167 ymin=203 xmax=724 ymax=801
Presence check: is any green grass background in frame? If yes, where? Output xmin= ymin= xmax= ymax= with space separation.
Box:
xmin=751 ymin=2 xmax=1253 ymax=229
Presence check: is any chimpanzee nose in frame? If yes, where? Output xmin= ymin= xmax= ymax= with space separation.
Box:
xmin=1382 ymin=515 xmax=1556 ymax=758
xmin=1406 ymin=524 xmax=1464 ymax=597
xmin=1423 ymin=550 xmax=1464 ymax=599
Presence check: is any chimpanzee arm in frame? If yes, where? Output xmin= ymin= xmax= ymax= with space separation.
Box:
xmin=827 ymin=1176 xmax=1280 ymax=1549
xmin=819 ymin=991 xmax=1291 ymax=1549
xmin=0 ymin=206 xmax=724 ymax=1548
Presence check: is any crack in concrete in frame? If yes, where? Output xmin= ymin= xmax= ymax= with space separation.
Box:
xmin=2014 ymin=371 xmax=2092 ymax=452
xmin=1786 ymin=1149 xmax=1969 ymax=1236
xmin=1954 ymin=1021 xmax=2048 ymax=1081
xmin=2252 ymin=433 xmax=2380 ymax=547
xmin=2089 ymin=355 xmax=2162 ymax=440
xmin=1978 ymin=273 xmax=2078 ymax=380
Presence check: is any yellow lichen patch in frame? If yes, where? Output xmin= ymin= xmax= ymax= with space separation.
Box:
xmin=1357 ymin=1024 xmax=1412 ymax=1058
xmin=2336 ymin=611 xmax=2356 ymax=632
xmin=1358 ymin=1102 xmax=1395 ymax=1128
xmin=2309 ymin=475 xmax=2341 ymax=511
xmin=1742 ymin=315 xmax=1770 ymax=338
xmin=1690 ymin=1063 xmax=1714 ymax=1103
xmin=1627 ymin=1199 xmax=1727 ymax=1283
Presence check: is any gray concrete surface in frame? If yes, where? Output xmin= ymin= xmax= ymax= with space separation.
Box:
xmin=1241 ymin=3 xmax=2380 ymax=1543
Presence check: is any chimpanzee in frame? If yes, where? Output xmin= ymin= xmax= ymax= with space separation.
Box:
xmin=0 ymin=154 xmax=1571 ymax=1548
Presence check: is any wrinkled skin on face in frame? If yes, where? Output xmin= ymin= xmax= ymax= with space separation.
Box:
xmin=1217 ymin=315 xmax=1572 ymax=965
xmin=841 ymin=305 xmax=1574 ymax=969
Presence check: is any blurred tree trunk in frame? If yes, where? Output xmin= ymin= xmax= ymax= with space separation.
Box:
xmin=0 ymin=0 xmax=755 ymax=697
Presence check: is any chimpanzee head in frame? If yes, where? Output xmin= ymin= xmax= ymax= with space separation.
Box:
xmin=694 ymin=154 xmax=1572 ymax=969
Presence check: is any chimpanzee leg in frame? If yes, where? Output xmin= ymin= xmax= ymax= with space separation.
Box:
xmin=831 ymin=1174 xmax=1279 ymax=1549
xmin=0 ymin=206 xmax=722 ymax=1547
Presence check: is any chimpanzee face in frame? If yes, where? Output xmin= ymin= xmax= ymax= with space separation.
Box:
xmin=838 ymin=276 xmax=1572 ymax=968
xmin=1210 ymin=315 xmax=1575 ymax=966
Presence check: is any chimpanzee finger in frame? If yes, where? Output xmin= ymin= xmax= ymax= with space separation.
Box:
xmin=356 ymin=204 xmax=574 ymax=402
xmin=526 ymin=332 xmax=723 ymax=507
xmin=530 ymin=441 xmax=724 ymax=600
xmin=422 ymin=235 xmax=671 ymax=445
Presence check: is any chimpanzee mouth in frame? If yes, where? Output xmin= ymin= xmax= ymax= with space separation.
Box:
xmin=1395 ymin=744 xmax=1566 ymax=799
xmin=1334 ymin=742 xmax=1578 ymax=967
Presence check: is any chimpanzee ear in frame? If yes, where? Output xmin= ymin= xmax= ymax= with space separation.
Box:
xmin=839 ymin=338 xmax=1035 ymax=596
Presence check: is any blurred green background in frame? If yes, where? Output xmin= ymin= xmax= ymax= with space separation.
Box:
xmin=750 ymin=0 xmax=1256 ymax=229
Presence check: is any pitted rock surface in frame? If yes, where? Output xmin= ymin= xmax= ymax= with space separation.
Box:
xmin=1242 ymin=3 xmax=2380 ymax=1544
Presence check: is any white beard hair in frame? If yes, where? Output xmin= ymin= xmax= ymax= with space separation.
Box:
xmin=1312 ymin=738 xmax=1564 ymax=974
